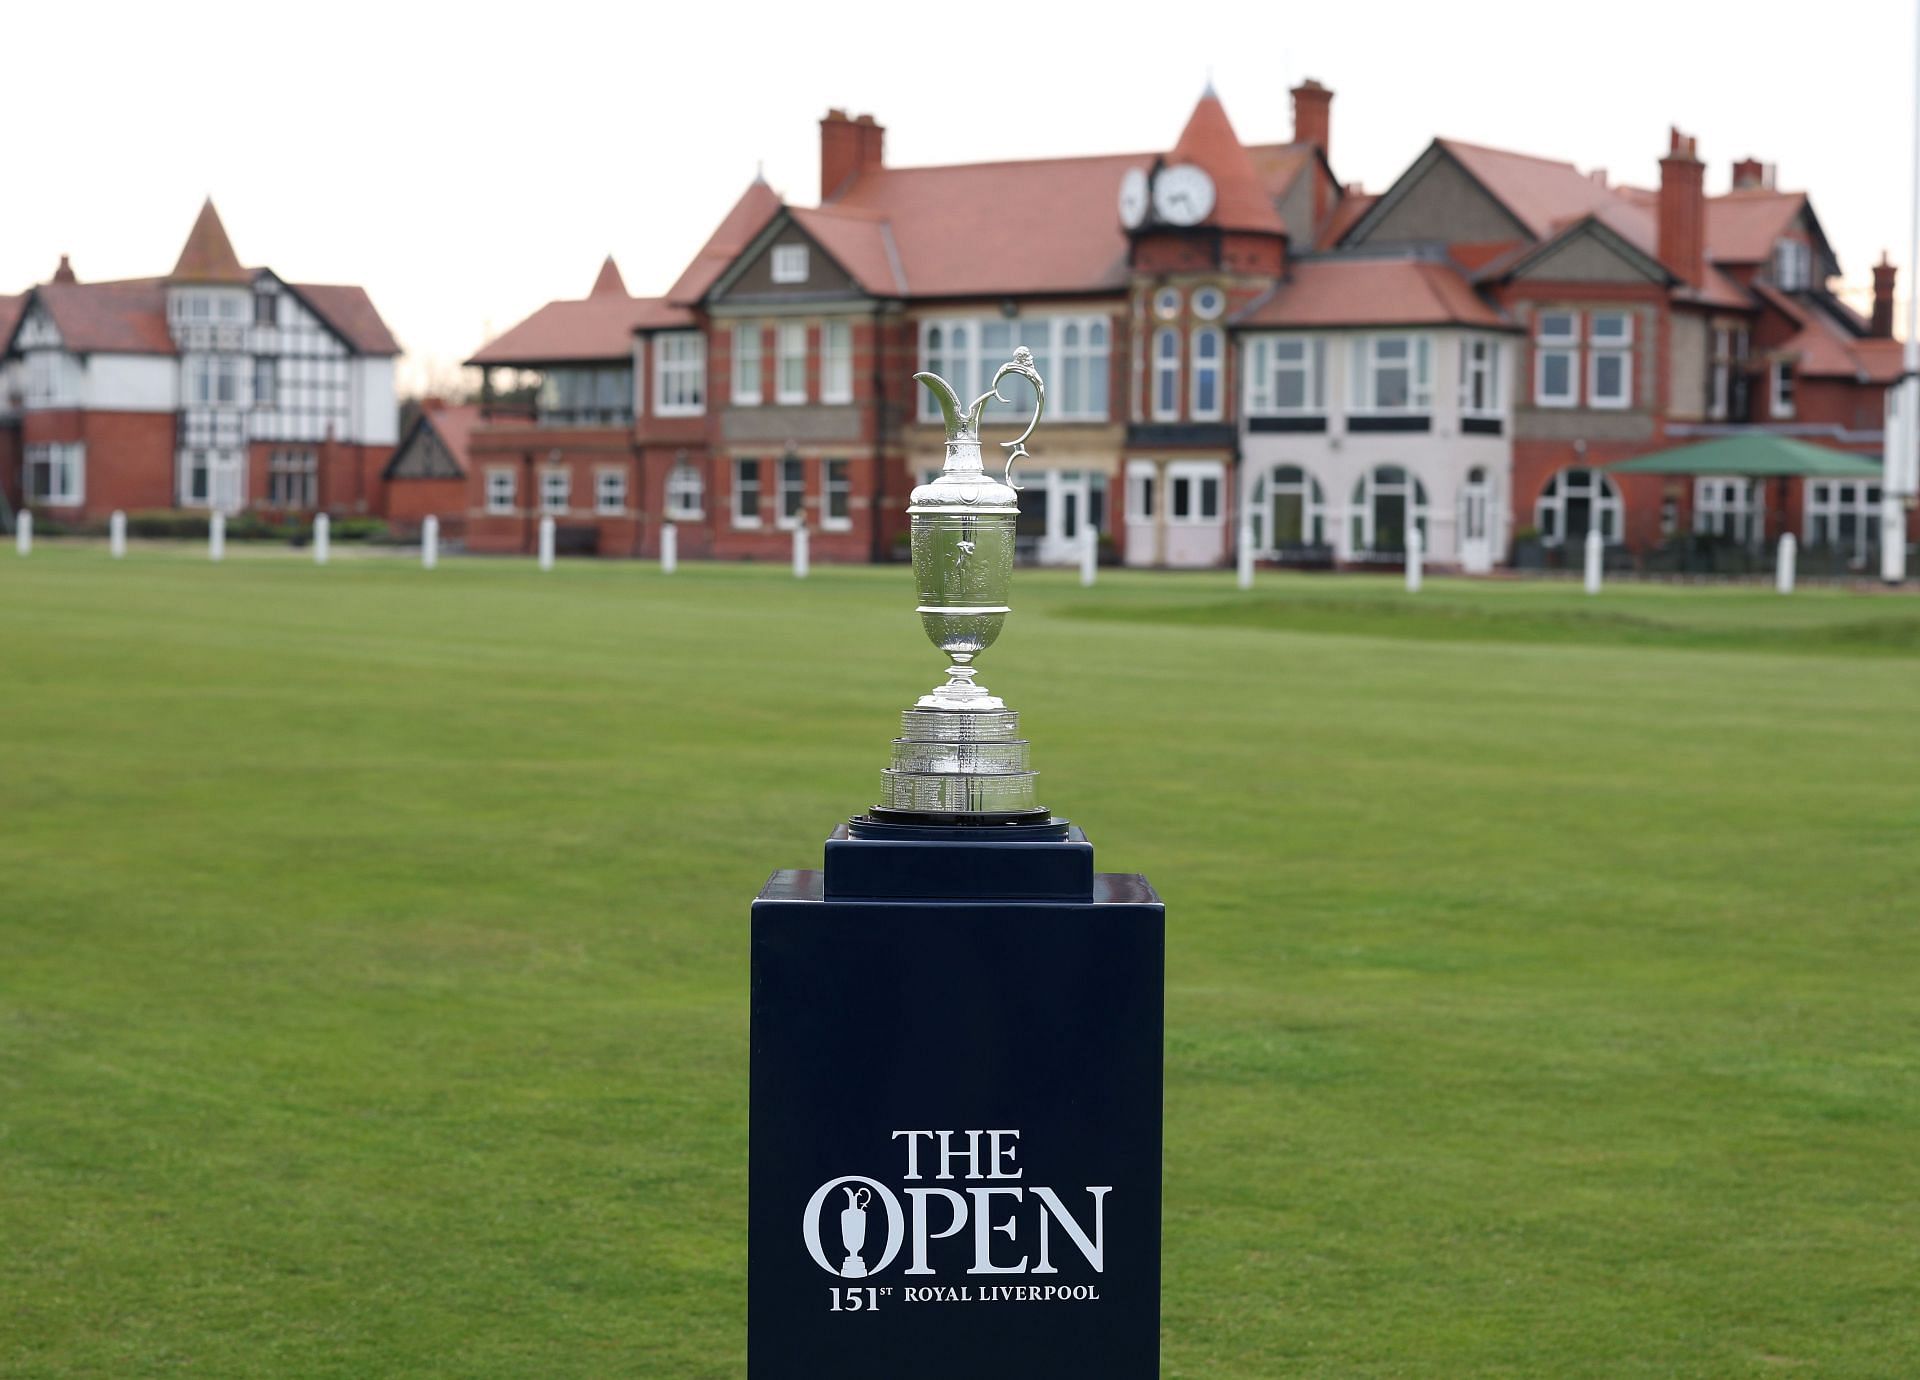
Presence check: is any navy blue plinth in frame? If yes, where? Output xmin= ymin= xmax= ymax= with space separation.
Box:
xmin=749 ymin=827 xmax=1164 ymax=1379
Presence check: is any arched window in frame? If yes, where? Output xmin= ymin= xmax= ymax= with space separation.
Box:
xmin=1460 ymin=465 xmax=1492 ymax=543
xmin=1536 ymin=467 xmax=1623 ymax=546
xmin=1190 ymin=328 xmax=1222 ymax=420
xmin=666 ymin=461 xmax=705 ymax=520
xmin=1350 ymin=464 xmax=1429 ymax=553
xmin=1153 ymin=328 xmax=1181 ymax=420
xmin=1250 ymin=464 xmax=1326 ymax=551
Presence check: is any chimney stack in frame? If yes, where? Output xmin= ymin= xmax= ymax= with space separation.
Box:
xmin=51 ymin=254 xmax=77 ymax=285
xmin=1732 ymin=157 xmax=1766 ymax=191
xmin=820 ymin=109 xmax=885 ymax=203
xmin=1872 ymin=253 xmax=1897 ymax=338
xmin=1291 ymin=79 xmax=1333 ymax=161
xmin=1658 ymin=127 xmax=1706 ymax=287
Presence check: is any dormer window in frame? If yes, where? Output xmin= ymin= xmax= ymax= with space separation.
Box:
xmin=1773 ymin=239 xmax=1811 ymax=290
xmin=772 ymin=245 xmax=810 ymax=284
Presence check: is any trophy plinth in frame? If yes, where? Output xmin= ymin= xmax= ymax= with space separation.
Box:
xmin=855 ymin=347 xmax=1058 ymax=834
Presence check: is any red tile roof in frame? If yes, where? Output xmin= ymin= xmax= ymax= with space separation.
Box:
xmin=1317 ymin=190 xmax=1376 ymax=250
xmin=1168 ymin=92 xmax=1286 ymax=236
xmin=590 ymin=255 xmax=628 ymax=298
xmin=1851 ymin=337 xmax=1910 ymax=385
xmin=170 ymin=198 xmax=251 ymax=285
xmin=466 ymin=282 xmax=692 ymax=366
xmin=1438 ymin=139 xmax=1624 ymax=241
xmin=0 ymin=294 xmax=23 ymax=350
xmin=1245 ymin=142 xmax=1318 ymax=207
xmin=1235 ymin=257 xmax=1510 ymax=330
xmin=422 ymin=401 xmax=481 ymax=471
xmin=33 ymin=279 xmax=176 ymax=354
xmin=668 ymin=178 xmax=783 ymax=305
xmin=826 ymin=151 xmax=1149 ymax=297
xmin=1706 ymin=189 xmax=1806 ymax=263
xmin=789 ymin=206 xmax=905 ymax=295
xmin=290 ymin=282 xmax=400 ymax=356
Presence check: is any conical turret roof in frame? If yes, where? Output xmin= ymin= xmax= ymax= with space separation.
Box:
xmin=169 ymin=198 xmax=251 ymax=284
xmin=589 ymin=255 xmax=628 ymax=298
xmin=1167 ymin=91 xmax=1286 ymax=236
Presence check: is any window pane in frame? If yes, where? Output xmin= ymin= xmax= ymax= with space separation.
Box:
xmin=1542 ymin=354 xmax=1571 ymax=396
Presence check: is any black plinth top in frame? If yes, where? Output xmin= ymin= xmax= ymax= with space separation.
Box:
xmin=823 ymin=822 xmax=1095 ymax=902
xmin=847 ymin=813 xmax=1072 ymax=842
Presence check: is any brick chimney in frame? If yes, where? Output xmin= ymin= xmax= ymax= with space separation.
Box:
xmin=1291 ymin=78 xmax=1332 ymax=161
xmin=1872 ymin=253 xmax=1897 ymax=338
xmin=1732 ymin=156 xmax=1766 ymax=190
xmin=51 ymin=254 xmax=77 ymax=284
xmin=1658 ymin=127 xmax=1706 ymax=286
xmin=820 ymin=109 xmax=884 ymax=202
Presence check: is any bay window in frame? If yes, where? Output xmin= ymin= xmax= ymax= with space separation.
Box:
xmin=918 ymin=316 xmax=1107 ymax=422
xmin=1350 ymin=336 xmax=1431 ymax=414
xmin=1459 ymin=338 xmax=1504 ymax=419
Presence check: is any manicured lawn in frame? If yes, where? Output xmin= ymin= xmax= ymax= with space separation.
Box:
xmin=2 ymin=545 xmax=1916 ymax=1378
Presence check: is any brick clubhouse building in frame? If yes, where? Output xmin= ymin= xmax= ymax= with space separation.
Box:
xmin=440 ymin=84 xmax=1915 ymax=570
xmin=0 ymin=201 xmax=398 ymax=525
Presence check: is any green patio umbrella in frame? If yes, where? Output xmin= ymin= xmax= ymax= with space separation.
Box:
xmin=1605 ymin=434 xmax=1882 ymax=479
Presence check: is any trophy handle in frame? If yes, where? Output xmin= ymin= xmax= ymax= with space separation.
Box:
xmin=986 ymin=347 xmax=1045 ymax=492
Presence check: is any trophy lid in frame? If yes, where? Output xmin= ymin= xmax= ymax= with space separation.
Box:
xmin=909 ymin=346 xmax=1044 ymax=515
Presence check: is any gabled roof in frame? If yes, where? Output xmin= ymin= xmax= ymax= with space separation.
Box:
xmin=1752 ymin=282 xmax=1886 ymax=380
xmin=1233 ymin=256 xmax=1511 ymax=330
xmin=1706 ymin=189 xmax=1809 ymax=263
xmin=170 ymin=198 xmax=250 ymax=285
xmin=787 ymin=206 xmax=906 ymax=295
xmin=383 ymin=401 xmax=480 ymax=481
xmin=825 ymin=150 xmax=1149 ymax=298
xmin=25 ymin=279 xmax=176 ymax=354
xmin=466 ymin=263 xmax=693 ymax=367
xmin=1317 ymin=190 xmax=1376 ymax=249
xmin=285 ymin=281 xmax=400 ymax=356
xmin=1437 ymin=139 xmax=1626 ymax=241
xmin=1245 ymin=142 xmax=1322 ymax=207
xmin=1167 ymin=92 xmax=1287 ymax=235
xmin=668 ymin=177 xmax=784 ymax=305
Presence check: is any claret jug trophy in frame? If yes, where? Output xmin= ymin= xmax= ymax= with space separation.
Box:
xmin=852 ymin=346 xmax=1062 ymax=834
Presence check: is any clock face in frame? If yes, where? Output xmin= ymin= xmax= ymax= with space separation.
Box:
xmin=1118 ymin=168 xmax=1149 ymax=229
xmin=1153 ymin=164 xmax=1216 ymax=227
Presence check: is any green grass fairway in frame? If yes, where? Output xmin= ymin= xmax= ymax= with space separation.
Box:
xmin=3 ymin=547 xmax=1917 ymax=1378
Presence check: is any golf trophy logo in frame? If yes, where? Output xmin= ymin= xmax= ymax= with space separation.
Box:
xmin=837 ymin=1186 xmax=872 ymax=1279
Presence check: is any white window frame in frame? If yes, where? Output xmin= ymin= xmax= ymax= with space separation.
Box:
xmin=595 ymin=467 xmax=627 ymax=515
xmin=1771 ymin=359 xmax=1796 ymax=419
xmin=1349 ymin=464 xmax=1431 ymax=552
xmin=653 ymin=331 xmax=705 ymax=417
xmin=1190 ymin=327 xmax=1223 ymax=421
xmin=1534 ymin=466 xmax=1624 ymax=547
xmin=821 ymin=320 xmax=853 ymax=404
xmin=822 ymin=458 xmax=852 ymax=531
xmin=665 ymin=462 xmax=705 ymax=520
xmin=23 ymin=442 xmax=85 ymax=506
xmin=918 ymin=316 xmax=1108 ymax=423
xmin=1587 ymin=312 xmax=1633 ymax=410
xmin=1164 ymin=459 xmax=1223 ymax=525
xmin=776 ymin=322 xmax=808 ymax=405
xmin=1458 ymin=338 xmax=1504 ymax=419
xmin=1709 ymin=327 xmax=1732 ymax=419
xmin=1695 ymin=477 xmax=1759 ymax=543
xmin=1245 ymin=336 xmax=1324 ymax=416
xmin=1251 ymin=463 xmax=1327 ymax=552
xmin=540 ymin=467 xmax=570 ymax=514
xmin=1774 ymin=239 xmax=1811 ymax=291
xmin=1152 ymin=328 xmax=1182 ymax=421
xmin=1804 ymin=479 xmax=1882 ymax=562
xmin=1533 ymin=311 xmax=1579 ymax=408
xmin=1051 ymin=317 xmax=1109 ymax=421
xmin=775 ymin=455 xmax=807 ymax=528
xmin=771 ymin=244 xmax=809 ymax=285
xmin=485 ymin=467 xmax=516 ymax=515
xmin=266 ymin=447 xmax=317 ymax=509
xmin=732 ymin=457 xmax=763 ymax=528
xmin=731 ymin=322 xmax=762 ymax=405
xmin=1125 ymin=460 xmax=1156 ymax=521
xmin=1350 ymin=335 xmax=1432 ymax=415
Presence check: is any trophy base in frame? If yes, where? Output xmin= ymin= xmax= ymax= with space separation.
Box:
xmin=855 ymin=808 xmax=1066 ymax=835
xmin=873 ymin=704 xmax=1046 ymax=822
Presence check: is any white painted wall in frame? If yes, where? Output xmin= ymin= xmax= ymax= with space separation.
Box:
xmin=86 ymin=354 xmax=178 ymax=411
xmin=353 ymin=357 xmax=398 ymax=445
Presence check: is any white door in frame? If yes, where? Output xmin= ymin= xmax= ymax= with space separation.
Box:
xmin=1124 ymin=460 xmax=1158 ymax=567
xmin=1459 ymin=466 xmax=1494 ymax=573
xmin=1037 ymin=469 xmax=1096 ymax=565
xmin=1163 ymin=460 xmax=1227 ymax=568
xmin=209 ymin=451 xmax=246 ymax=514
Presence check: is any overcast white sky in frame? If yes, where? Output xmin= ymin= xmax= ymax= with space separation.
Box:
xmin=6 ymin=0 xmax=1913 ymax=391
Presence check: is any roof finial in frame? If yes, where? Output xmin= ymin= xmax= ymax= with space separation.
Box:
xmin=753 ymin=159 xmax=767 ymax=185
xmin=1202 ymin=65 xmax=1216 ymax=98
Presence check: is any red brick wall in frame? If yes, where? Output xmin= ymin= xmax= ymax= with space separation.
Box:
xmin=19 ymin=411 xmax=178 ymax=518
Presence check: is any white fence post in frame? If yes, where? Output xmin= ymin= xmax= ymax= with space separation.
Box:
xmin=1081 ymin=525 xmax=1097 ymax=587
xmin=421 ymin=515 xmax=439 ymax=570
xmin=15 ymin=510 xmax=31 ymax=557
xmin=793 ymin=525 xmax=810 ymax=579
xmin=1583 ymin=526 xmax=1603 ymax=595
xmin=1882 ymin=493 xmax=1908 ymax=584
xmin=313 ymin=513 xmax=330 ymax=566
xmin=110 ymin=510 xmax=126 ymax=559
xmin=537 ymin=515 xmax=555 ymax=571
xmin=209 ymin=512 xmax=226 ymax=563
xmin=1776 ymin=532 xmax=1797 ymax=595
xmin=1405 ymin=524 xmax=1423 ymax=593
xmin=1237 ymin=467 xmax=1255 ymax=591
xmin=661 ymin=522 xmax=678 ymax=574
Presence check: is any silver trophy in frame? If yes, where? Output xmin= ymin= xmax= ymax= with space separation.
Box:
xmin=861 ymin=347 xmax=1052 ymax=827
xmin=838 ymin=1186 xmax=871 ymax=1278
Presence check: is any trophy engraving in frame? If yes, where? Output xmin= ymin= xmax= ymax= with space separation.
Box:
xmin=855 ymin=348 xmax=1056 ymax=829
xmin=838 ymin=1186 xmax=871 ymax=1279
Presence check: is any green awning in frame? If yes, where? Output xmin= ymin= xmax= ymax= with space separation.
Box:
xmin=1605 ymin=435 xmax=1883 ymax=479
